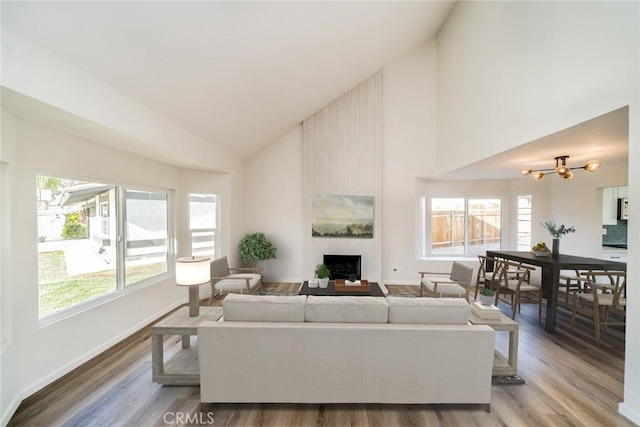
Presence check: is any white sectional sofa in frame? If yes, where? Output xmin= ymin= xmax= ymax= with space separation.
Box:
xmin=198 ymin=294 xmax=495 ymax=410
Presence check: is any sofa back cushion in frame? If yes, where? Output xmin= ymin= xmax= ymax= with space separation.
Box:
xmin=305 ymin=296 xmax=388 ymax=323
xmin=386 ymin=296 xmax=470 ymax=324
xmin=222 ymin=294 xmax=306 ymax=322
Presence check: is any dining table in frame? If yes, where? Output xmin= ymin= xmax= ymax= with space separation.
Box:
xmin=485 ymin=250 xmax=627 ymax=333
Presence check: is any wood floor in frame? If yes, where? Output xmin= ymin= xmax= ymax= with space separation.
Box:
xmin=8 ymin=283 xmax=635 ymax=427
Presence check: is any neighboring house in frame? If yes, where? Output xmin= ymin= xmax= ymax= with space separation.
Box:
xmin=1 ymin=2 xmax=638 ymax=426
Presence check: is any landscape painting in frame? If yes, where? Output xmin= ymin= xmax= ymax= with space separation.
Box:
xmin=312 ymin=195 xmax=374 ymax=238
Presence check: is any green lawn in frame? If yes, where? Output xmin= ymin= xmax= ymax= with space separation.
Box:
xmin=38 ymin=251 xmax=166 ymax=317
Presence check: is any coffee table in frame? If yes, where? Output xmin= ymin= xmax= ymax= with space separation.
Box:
xmin=469 ymin=310 xmax=519 ymax=376
xmin=299 ymin=280 xmax=385 ymax=296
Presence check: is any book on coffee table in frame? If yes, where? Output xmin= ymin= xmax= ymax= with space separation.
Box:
xmin=472 ymin=301 xmax=501 ymax=320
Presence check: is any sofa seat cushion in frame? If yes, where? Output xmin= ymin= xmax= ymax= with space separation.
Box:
xmin=421 ymin=277 xmax=466 ymax=296
xmin=387 ymin=296 xmax=470 ymax=324
xmin=305 ymin=296 xmax=388 ymax=323
xmin=222 ymin=294 xmax=306 ymax=322
xmin=216 ymin=274 xmax=261 ymax=291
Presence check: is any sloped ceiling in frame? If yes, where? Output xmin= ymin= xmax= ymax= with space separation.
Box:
xmin=1 ymin=1 xmax=455 ymax=159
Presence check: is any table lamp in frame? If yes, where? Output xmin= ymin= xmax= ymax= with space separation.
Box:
xmin=176 ymin=256 xmax=210 ymax=317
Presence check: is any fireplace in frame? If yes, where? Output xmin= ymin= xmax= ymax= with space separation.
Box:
xmin=323 ymin=255 xmax=361 ymax=280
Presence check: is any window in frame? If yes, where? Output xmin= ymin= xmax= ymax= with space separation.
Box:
xmin=124 ymin=190 xmax=168 ymax=286
xmin=36 ymin=175 xmax=171 ymax=318
xmin=428 ymin=197 xmax=501 ymax=256
xmin=517 ymin=195 xmax=532 ymax=251
xmin=189 ymin=194 xmax=217 ymax=257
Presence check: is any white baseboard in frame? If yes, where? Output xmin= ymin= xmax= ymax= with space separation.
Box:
xmin=20 ymin=300 xmax=185 ymax=399
xmin=619 ymin=402 xmax=640 ymax=425
xmin=1 ymin=393 xmax=22 ymax=427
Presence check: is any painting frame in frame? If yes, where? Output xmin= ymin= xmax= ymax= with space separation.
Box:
xmin=311 ymin=194 xmax=374 ymax=238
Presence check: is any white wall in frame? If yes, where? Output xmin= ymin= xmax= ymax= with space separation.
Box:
xmin=0 ymin=114 xmax=232 ymax=424
xmin=382 ymin=41 xmax=439 ymax=284
xmin=2 ymin=29 xmax=248 ymax=424
xmin=243 ymin=126 xmax=304 ymax=281
xmin=437 ymin=2 xmax=639 ymax=423
xmin=437 ymin=1 xmax=638 ymax=174
xmin=0 ymin=111 xmax=21 ymax=426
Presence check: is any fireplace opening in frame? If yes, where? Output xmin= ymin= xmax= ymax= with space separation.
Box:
xmin=323 ymin=255 xmax=361 ymax=280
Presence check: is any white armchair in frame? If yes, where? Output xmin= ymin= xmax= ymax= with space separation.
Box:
xmin=208 ymin=256 xmax=262 ymax=305
xmin=419 ymin=261 xmax=474 ymax=299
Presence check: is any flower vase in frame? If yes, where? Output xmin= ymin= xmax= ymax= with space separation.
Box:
xmin=552 ymin=238 xmax=560 ymax=258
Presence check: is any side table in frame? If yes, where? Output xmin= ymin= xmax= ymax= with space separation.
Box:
xmin=151 ymin=306 xmax=223 ymax=385
xmin=469 ymin=311 xmax=519 ymax=376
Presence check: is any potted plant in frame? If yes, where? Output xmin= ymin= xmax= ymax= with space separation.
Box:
xmin=238 ymin=232 xmax=277 ymax=267
xmin=314 ymin=263 xmax=331 ymax=289
xmin=541 ymin=219 xmax=575 ymax=258
xmin=478 ymin=288 xmax=495 ymax=306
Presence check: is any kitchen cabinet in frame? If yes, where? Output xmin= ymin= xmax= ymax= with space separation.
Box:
xmin=601 ymin=247 xmax=627 ymax=263
xmin=602 ymin=187 xmax=618 ymax=225
xmin=602 ymin=186 xmax=628 ymax=225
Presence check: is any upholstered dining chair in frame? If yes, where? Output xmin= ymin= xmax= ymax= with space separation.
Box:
xmin=571 ymin=271 xmax=626 ymax=343
xmin=493 ymin=259 xmax=542 ymax=322
xmin=208 ymin=256 xmax=262 ymax=305
xmin=419 ymin=261 xmax=474 ymax=299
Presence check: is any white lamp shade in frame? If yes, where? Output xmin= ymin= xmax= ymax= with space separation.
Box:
xmin=176 ymin=256 xmax=210 ymax=286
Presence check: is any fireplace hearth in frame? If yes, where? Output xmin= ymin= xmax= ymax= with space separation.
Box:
xmin=323 ymin=255 xmax=361 ymax=280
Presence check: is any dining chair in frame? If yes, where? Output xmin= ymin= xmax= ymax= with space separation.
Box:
xmin=493 ymin=259 xmax=542 ymax=322
xmin=571 ymin=271 xmax=626 ymax=343
xmin=472 ymin=255 xmax=498 ymax=300
xmin=558 ymin=269 xmax=588 ymax=308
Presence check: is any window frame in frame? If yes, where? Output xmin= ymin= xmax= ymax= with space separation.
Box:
xmin=422 ymin=196 xmax=503 ymax=258
xmin=188 ymin=193 xmax=219 ymax=259
xmin=517 ymin=195 xmax=533 ymax=251
xmin=36 ymin=172 xmax=174 ymax=323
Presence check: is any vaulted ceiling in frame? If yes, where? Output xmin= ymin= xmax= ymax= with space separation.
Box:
xmin=1 ymin=1 xmax=455 ymax=159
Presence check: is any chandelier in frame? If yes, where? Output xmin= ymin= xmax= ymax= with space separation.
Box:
xmin=521 ymin=155 xmax=601 ymax=181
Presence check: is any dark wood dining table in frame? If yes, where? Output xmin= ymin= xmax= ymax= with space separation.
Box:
xmin=486 ymin=250 xmax=627 ymax=333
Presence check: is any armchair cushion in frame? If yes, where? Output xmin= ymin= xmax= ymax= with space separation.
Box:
xmin=421 ymin=278 xmax=467 ymax=296
xmin=215 ymin=274 xmax=261 ymax=292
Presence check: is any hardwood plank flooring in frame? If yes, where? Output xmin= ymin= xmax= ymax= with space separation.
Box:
xmin=8 ymin=283 xmax=635 ymax=427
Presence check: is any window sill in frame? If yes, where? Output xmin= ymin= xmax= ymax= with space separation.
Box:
xmin=38 ymin=272 xmax=171 ymax=327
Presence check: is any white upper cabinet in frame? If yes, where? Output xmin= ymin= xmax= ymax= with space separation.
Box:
xmin=602 ymin=187 xmax=618 ymax=225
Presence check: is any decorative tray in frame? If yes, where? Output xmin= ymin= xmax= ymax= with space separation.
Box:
xmin=334 ymin=279 xmax=370 ymax=292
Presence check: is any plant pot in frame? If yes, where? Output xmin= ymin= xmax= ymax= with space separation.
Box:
xmin=318 ymin=278 xmax=329 ymax=289
xmin=479 ymin=294 xmax=495 ymax=306
xmin=552 ymin=238 xmax=560 ymax=258
xmin=308 ymin=280 xmax=318 ymax=288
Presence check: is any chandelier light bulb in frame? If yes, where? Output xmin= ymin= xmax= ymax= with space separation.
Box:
xmin=562 ymin=171 xmax=574 ymax=180
xmin=521 ymin=168 xmax=532 ymax=176
xmin=555 ymin=165 xmax=569 ymax=175
xmin=584 ymin=160 xmax=602 ymax=172
xmin=533 ymin=171 xmax=545 ymax=180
